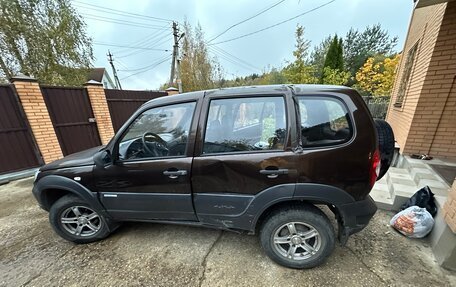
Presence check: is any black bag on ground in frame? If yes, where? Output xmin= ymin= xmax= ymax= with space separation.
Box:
xmin=400 ymin=186 xmax=437 ymax=217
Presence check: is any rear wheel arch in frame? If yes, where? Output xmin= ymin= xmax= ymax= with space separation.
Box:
xmin=252 ymin=184 xmax=355 ymax=232
xmin=254 ymin=199 xmax=339 ymax=234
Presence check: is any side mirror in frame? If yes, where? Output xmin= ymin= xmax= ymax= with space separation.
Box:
xmin=94 ymin=150 xmax=112 ymax=168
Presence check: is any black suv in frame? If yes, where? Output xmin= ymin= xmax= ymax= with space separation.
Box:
xmin=33 ymin=85 xmax=394 ymax=269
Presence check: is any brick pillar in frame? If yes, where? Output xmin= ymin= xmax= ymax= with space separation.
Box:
xmin=166 ymin=87 xmax=179 ymax=95
xmin=11 ymin=75 xmax=63 ymax=163
xmin=84 ymin=81 xmax=115 ymax=144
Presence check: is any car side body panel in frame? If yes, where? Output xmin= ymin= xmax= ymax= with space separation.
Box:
xmin=32 ymin=85 xmax=379 ymax=244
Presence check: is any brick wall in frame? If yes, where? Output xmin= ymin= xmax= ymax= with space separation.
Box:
xmin=85 ymin=83 xmax=115 ymax=145
xmin=387 ymin=2 xmax=456 ymax=159
xmin=11 ymin=77 xmax=63 ymax=163
xmin=386 ymin=3 xmax=447 ymax=155
xmin=427 ymin=2 xmax=456 ymax=158
xmin=443 ymin=179 xmax=456 ymax=233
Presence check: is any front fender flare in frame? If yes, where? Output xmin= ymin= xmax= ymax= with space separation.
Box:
xmin=33 ymin=175 xmax=105 ymax=215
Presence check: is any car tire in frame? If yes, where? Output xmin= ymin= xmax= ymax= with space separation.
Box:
xmin=49 ymin=195 xmax=111 ymax=244
xmin=259 ymin=204 xmax=335 ymax=269
xmin=374 ymin=119 xmax=395 ymax=180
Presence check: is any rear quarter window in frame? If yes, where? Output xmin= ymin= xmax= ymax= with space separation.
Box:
xmin=297 ymin=97 xmax=352 ymax=147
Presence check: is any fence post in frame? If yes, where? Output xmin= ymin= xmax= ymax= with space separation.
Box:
xmin=10 ymin=75 xmax=63 ymax=163
xmin=84 ymin=80 xmax=115 ymax=145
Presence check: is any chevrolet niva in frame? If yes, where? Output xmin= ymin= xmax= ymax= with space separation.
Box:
xmin=33 ymin=85 xmax=394 ymax=269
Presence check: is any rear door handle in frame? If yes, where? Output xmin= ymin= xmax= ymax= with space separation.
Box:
xmin=163 ymin=169 xmax=187 ymax=179
xmin=259 ymin=168 xmax=289 ymax=178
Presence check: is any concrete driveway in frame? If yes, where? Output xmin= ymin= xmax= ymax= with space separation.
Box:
xmin=1 ymin=178 xmax=455 ymax=287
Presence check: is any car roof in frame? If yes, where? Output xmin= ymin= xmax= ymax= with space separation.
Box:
xmin=143 ymin=84 xmax=353 ymax=108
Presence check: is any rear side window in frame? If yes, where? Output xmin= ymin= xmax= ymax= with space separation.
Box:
xmin=203 ymin=96 xmax=287 ymax=154
xmin=297 ymin=97 xmax=352 ymax=147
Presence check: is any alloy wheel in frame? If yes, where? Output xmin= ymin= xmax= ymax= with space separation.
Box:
xmin=60 ymin=206 xmax=102 ymax=237
xmin=272 ymin=221 xmax=321 ymax=261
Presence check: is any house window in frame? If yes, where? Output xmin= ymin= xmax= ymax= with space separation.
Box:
xmin=394 ymin=43 xmax=419 ymax=107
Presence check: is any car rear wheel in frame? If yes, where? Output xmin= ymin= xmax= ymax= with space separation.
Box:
xmin=259 ymin=204 xmax=335 ymax=269
xmin=374 ymin=119 xmax=395 ymax=180
xmin=49 ymin=195 xmax=111 ymax=243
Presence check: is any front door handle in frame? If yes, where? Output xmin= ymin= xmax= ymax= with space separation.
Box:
xmin=163 ymin=169 xmax=187 ymax=179
xmin=259 ymin=168 xmax=289 ymax=178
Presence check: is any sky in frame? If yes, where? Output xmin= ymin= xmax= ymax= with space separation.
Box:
xmin=72 ymin=0 xmax=415 ymax=90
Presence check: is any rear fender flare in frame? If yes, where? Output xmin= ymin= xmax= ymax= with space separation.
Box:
xmin=250 ymin=183 xmax=356 ymax=230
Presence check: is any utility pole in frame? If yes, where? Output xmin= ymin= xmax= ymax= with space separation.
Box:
xmin=176 ymin=57 xmax=182 ymax=93
xmin=169 ymin=22 xmax=185 ymax=93
xmin=107 ymin=50 xmax=122 ymax=90
xmin=169 ymin=21 xmax=178 ymax=88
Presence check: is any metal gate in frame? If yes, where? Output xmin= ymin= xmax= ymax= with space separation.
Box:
xmin=0 ymin=85 xmax=41 ymax=174
xmin=105 ymin=89 xmax=167 ymax=132
xmin=41 ymin=87 xmax=101 ymax=156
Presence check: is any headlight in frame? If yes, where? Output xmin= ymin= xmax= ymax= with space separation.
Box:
xmin=34 ymin=170 xmax=41 ymax=182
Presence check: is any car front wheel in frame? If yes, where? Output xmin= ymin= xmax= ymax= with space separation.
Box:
xmin=49 ymin=195 xmax=111 ymax=243
xmin=260 ymin=204 xmax=335 ymax=269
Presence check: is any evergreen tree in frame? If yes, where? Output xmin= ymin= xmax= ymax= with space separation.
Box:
xmin=323 ymin=35 xmax=343 ymax=71
xmin=344 ymin=24 xmax=398 ymax=77
xmin=308 ymin=35 xmax=332 ymax=78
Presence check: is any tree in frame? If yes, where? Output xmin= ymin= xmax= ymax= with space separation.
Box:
xmin=180 ymin=21 xmax=222 ymax=92
xmin=344 ymin=24 xmax=398 ymax=78
xmin=321 ymin=67 xmax=350 ymax=86
xmin=308 ymin=35 xmax=332 ymax=78
xmin=323 ymin=35 xmax=344 ymax=71
xmin=257 ymin=67 xmax=287 ymax=85
xmin=0 ymin=0 xmax=93 ymax=85
xmin=283 ymin=25 xmax=318 ymax=84
xmin=320 ymin=35 xmax=347 ymax=85
xmin=355 ymin=54 xmax=400 ymax=97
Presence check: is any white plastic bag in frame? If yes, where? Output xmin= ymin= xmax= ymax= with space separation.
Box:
xmin=389 ymin=206 xmax=434 ymax=238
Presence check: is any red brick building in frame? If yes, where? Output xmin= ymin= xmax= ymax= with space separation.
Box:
xmin=387 ymin=0 xmax=456 ymax=159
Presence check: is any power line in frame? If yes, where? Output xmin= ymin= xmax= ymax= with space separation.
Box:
xmin=72 ymin=1 xmax=173 ymax=23
xmin=115 ymin=30 xmax=170 ymax=56
xmin=81 ymin=13 xmax=169 ymax=29
xmin=209 ymin=0 xmax=336 ymax=45
xmin=211 ymin=46 xmax=261 ymax=71
xmin=82 ymin=14 xmax=169 ymax=30
xmin=209 ymin=47 xmax=259 ymax=74
xmin=115 ymin=59 xmax=130 ymax=70
xmin=208 ymin=0 xmax=285 ymax=43
xmin=120 ymin=56 xmax=172 ymax=80
xmin=115 ymin=34 xmax=173 ymax=59
xmin=118 ymin=54 xmax=172 ymax=72
xmin=93 ymin=42 xmax=169 ymax=51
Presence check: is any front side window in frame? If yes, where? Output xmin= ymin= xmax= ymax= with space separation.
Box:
xmin=118 ymin=102 xmax=196 ymax=160
xmin=298 ymin=97 xmax=352 ymax=147
xmin=203 ymin=96 xmax=286 ymax=154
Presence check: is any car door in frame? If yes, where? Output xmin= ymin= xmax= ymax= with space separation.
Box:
xmin=96 ymin=101 xmax=199 ymax=221
xmin=191 ymin=91 xmax=299 ymax=225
